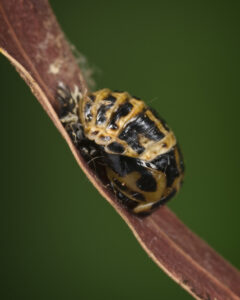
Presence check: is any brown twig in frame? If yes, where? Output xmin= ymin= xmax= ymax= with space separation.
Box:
xmin=0 ymin=1 xmax=240 ymax=299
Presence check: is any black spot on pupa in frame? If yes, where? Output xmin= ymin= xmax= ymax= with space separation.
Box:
xmin=108 ymin=102 xmax=133 ymax=130
xmin=96 ymin=104 xmax=113 ymax=125
xmin=136 ymin=172 xmax=157 ymax=192
xmin=103 ymin=95 xmax=116 ymax=103
xmin=107 ymin=142 xmax=125 ymax=154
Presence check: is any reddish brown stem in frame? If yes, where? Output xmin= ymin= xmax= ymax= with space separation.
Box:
xmin=1 ymin=1 xmax=240 ymax=299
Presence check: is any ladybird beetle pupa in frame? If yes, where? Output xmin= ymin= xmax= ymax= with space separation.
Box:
xmin=58 ymin=86 xmax=184 ymax=215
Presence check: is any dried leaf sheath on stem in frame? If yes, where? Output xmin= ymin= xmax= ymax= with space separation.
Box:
xmin=0 ymin=1 xmax=240 ymax=299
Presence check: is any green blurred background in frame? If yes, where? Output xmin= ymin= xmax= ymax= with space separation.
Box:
xmin=1 ymin=0 xmax=240 ymax=299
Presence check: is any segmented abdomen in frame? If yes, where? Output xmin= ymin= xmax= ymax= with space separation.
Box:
xmin=79 ymin=89 xmax=176 ymax=161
